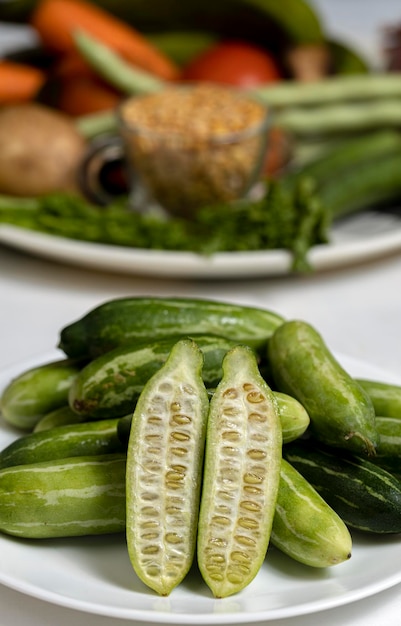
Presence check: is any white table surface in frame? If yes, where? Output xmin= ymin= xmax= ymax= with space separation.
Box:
xmin=1 ymin=1 xmax=401 ymax=624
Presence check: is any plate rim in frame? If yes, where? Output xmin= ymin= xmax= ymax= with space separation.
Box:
xmin=1 ymin=205 xmax=401 ymax=278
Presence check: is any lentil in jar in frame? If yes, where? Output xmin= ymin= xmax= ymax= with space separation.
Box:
xmin=118 ymin=83 xmax=270 ymax=216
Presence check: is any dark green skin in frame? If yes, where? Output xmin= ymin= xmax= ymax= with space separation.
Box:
xmin=268 ymin=320 xmax=378 ymax=456
xmin=0 ymin=418 xmax=125 ymax=469
xmin=356 ymin=379 xmax=401 ymax=419
xmin=69 ymin=334 xmax=242 ymax=419
xmin=284 ymin=440 xmax=401 ymax=534
xmin=58 ymin=297 xmax=284 ymax=359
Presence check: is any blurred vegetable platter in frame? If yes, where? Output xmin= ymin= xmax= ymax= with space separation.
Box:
xmin=1 ymin=0 xmax=370 ymax=110
xmin=0 ymin=0 xmax=401 ymax=272
xmin=2 ymin=296 xmax=401 ymax=598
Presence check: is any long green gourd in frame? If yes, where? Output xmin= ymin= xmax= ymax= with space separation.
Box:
xmin=0 ymin=418 xmax=125 ymax=470
xmin=58 ymin=297 xmax=284 ymax=360
xmin=0 ymin=454 xmax=127 ymax=539
xmin=125 ymin=339 xmax=210 ymax=596
xmin=356 ymin=379 xmax=401 ymax=419
xmin=0 ymin=359 xmax=82 ymax=430
xmin=284 ymin=440 xmax=401 ymax=534
xmin=197 ymin=345 xmax=282 ymax=598
xmin=268 ymin=319 xmax=378 ymax=456
xmin=271 ymin=459 xmax=352 ymax=567
xmin=68 ymin=334 xmax=243 ymax=419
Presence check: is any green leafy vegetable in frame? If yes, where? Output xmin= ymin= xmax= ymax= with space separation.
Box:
xmin=0 ymin=177 xmax=328 ymax=272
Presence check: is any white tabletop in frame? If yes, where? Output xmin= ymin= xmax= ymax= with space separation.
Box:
xmin=1 ymin=237 xmax=401 ymax=626
xmin=1 ymin=1 xmax=401 ymax=624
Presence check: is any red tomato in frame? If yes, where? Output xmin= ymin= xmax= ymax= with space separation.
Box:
xmin=182 ymin=40 xmax=282 ymax=87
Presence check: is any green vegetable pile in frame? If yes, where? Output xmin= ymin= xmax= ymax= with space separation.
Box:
xmin=0 ymin=176 xmax=328 ymax=272
xmin=2 ymin=297 xmax=401 ymax=599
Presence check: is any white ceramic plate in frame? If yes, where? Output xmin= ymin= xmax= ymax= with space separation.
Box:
xmin=1 ymin=205 xmax=401 ymax=279
xmin=1 ymin=350 xmax=401 ymax=623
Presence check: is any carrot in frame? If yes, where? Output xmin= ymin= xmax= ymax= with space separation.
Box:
xmin=56 ymin=74 xmax=121 ymax=116
xmin=30 ymin=0 xmax=180 ymax=80
xmin=0 ymin=61 xmax=46 ymax=103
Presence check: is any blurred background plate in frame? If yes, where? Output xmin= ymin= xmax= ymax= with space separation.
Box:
xmin=0 ymin=204 xmax=401 ymax=278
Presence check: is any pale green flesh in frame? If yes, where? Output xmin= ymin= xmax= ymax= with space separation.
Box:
xmin=197 ymin=345 xmax=282 ymax=598
xmin=126 ymin=339 xmax=209 ymax=596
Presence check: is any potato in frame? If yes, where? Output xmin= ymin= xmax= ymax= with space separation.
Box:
xmin=0 ymin=103 xmax=87 ymax=196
